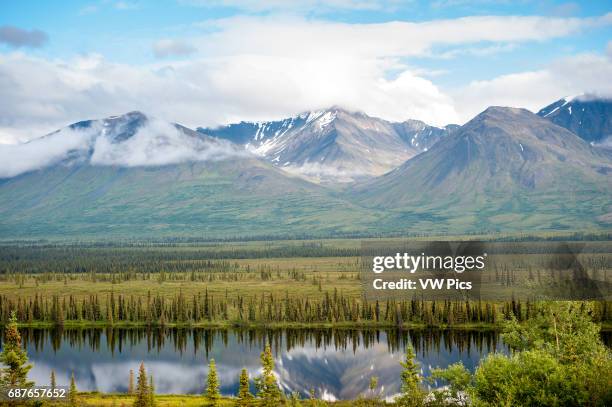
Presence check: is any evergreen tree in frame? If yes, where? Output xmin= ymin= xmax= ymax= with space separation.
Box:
xmin=397 ymin=345 xmax=424 ymax=406
xmin=205 ymin=358 xmax=220 ymax=404
xmin=50 ymin=369 xmax=56 ymax=390
xmin=128 ymin=369 xmax=135 ymax=394
xmin=256 ymin=344 xmax=282 ymax=405
xmin=149 ymin=375 xmax=156 ymax=407
xmin=133 ymin=362 xmax=149 ymax=407
xmin=236 ymin=368 xmax=252 ymax=406
xmin=69 ymin=372 xmax=77 ymax=407
xmin=0 ymin=311 xmax=33 ymax=388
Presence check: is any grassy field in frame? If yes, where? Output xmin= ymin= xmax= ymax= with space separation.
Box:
xmin=0 ymin=236 xmax=610 ymax=328
xmin=49 ymin=392 xmax=358 ymax=406
xmin=0 ymin=259 xmax=358 ymax=301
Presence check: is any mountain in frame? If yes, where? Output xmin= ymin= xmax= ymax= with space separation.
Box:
xmin=199 ymin=108 xmax=455 ymax=183
xmin=537 ymin=95 xmax=612 ymax=147
xmin=0 ymin=112 xmax=387 ymax=239
xmin=2 ymin=107 xmax=611 ymax=239
xmin=353 ymin=107 xmax=612 ymax=232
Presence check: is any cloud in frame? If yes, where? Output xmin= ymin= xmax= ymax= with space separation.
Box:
xmin=0 ymin=126 xmax=97 ymax=178
xmin=0 ymin=26 xmax=48 ymax=48
xmin=153 ymin=39 xmax=196 ymax=58
xmin=1 ymin=13 xmax=611 ymax=140
xmin=90 ymin=118 xmax=246 ymax=167
xmin=199 ymin=14 xmax=611 ymax=59
xmin=454 ymin=52 xmax=612 ymax=119
xmin=0 ymin=116 xmax=247 ymax=178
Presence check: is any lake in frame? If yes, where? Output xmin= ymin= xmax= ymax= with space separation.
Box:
xmin=19 ymin=328 xmax=506 ymax=401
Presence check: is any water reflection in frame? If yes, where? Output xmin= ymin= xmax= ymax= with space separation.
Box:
xmin=17 ymin=328 xmax=505 ymax=400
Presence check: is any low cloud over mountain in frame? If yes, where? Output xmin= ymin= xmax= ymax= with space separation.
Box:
xmin=0 ymin=112 xmax=246 ymax=178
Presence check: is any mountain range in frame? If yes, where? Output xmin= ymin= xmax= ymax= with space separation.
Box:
xmin=0 ymin=97 xmax=611 ymax=239
xmin=198 ymin=107 xmax=457 ymax=183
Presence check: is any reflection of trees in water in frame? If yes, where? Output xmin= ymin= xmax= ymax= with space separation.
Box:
xmin=20 ymin=327 xmax=502 ymax=357
xmin=17 ymin=327 xmax=513 ymax=398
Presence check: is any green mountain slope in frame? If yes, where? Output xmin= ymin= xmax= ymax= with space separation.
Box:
xmin=1 ymin=107 xmax=611 ymax=239
xmin=351 ymin=107 xmax=612 ymax=233
xmin=0 ymin=158 xmax=387 ymax=239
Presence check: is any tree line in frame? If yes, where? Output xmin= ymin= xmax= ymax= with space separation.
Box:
xmin=1 ymin=302 xmax=611 ymax=405
xmin=2 ymin=290 xmax=610 ymax=327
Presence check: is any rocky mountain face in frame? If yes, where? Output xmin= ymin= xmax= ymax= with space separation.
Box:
xmin=199 ymin=108 xmax=455 ymax=183
xmin=538 ymin=95 xmax=612 ymax=147
xmin=352 ymin=107 xmax=612 ymax=231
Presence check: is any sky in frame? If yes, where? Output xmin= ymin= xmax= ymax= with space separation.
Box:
xmin=0 ymin=0 xmax=611 ymax=143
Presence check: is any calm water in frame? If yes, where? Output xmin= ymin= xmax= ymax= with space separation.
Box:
xmin=18 ymin=328 xmax=506 ymax=401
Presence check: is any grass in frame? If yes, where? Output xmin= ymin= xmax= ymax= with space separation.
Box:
xmin=70 ymin=392 xmax=358 ymax=406
xmin=0 ymin=257 xmax=361 ymax=302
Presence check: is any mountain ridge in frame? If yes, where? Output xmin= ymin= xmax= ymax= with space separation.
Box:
xmin=1 ymin=103 xmax=611 ymax=238
xmin=351 ymin=106 xmax=612 ymax=231
xmin=198 ymin=107 xmax=456 ymax=183
xmin=537 ymin=94 xmax=612 ymax=147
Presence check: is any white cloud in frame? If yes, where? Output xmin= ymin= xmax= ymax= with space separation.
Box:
xmin=192 ymin=13 xmax=611 ymax=63
xmin=455 ymin=52 xmax=612 ymax=119
xmin=90 ymin=118 xmax=246 ymax=167
xmin=0 ymin=116 xmax=246 ymax=178
xmin=153 ymin=39 xmax=196 ymax=58
xmin=0 ymin=126 xmax=97 ymax=178
xmin=0 ymin=13 xmax=611 ymax=141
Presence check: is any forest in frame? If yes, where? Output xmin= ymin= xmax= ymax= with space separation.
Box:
xmin=0 ymin=239 xmax=610 ymax=405
xmin=0 ymin=241 xmax=610 ymax=328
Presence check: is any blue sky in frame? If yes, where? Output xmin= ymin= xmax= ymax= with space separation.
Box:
xmin=0 ymin=0 xmax=611 ymax=141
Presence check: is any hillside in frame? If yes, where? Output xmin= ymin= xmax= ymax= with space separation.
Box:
xmin=352 ymin=107 xmax=612 ymax=232
xmin=0 ymin=113 xmax=385 ymax=239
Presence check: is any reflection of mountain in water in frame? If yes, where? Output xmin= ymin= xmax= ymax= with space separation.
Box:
xmin=20 ymin=328 xmax=505 ymax=399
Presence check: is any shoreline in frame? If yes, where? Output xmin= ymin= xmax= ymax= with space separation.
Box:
xmin=8 ymin=320 xmax=612 ymax=330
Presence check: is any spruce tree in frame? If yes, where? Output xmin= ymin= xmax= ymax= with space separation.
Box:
xmin=398 ymin=345 xmax=424 ymax=406
xmin=0 ymin=311 xmax=33 ymax=388
xmin=256 ymin=344 xmax=282 ymax=405
xmin=50 ymin=369 xmax=56 ymax=390
xmin=128 ymin=369 xmax=135 ymax=394
xmin=69 ymin=372 xmax=77 ymax=407
xmin=205 ymin=358 xmax=220 ymax=405
xmin=149 ymin=375 xmax=156 ymax=407
xmin=236 ymin=368 xmax=252 ymax=406
xmin=133 ymin=362 xmax=149 ymax=407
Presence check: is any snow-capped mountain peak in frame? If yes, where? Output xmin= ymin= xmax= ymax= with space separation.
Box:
xmin=199 ymin=107 xmax=456 ymax=183
xmin=537 ymin=94 xmax=612 ymax=145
